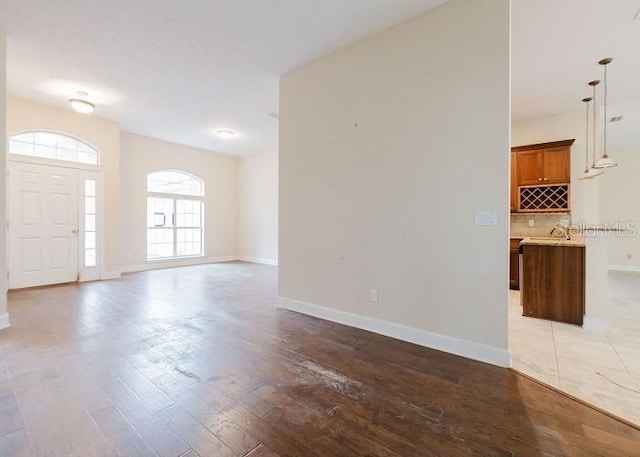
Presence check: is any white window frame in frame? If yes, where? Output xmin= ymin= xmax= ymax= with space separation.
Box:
xmin=8 ymin=130 xmax=100 ymax=169
xmin=78 ymin=170 xmax=103 ymax=282
xmin=146 ymin=171 xmax=205 ymax=261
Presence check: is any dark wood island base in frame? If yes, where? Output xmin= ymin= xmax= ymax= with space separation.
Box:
xmin=521 ymin=243 xmax=585 ymax=325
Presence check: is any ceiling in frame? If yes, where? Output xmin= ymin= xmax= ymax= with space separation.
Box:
xmin=0 ymin=0 xmax=447 ymax=156
xmin=511 ymin=0 xmax=640 ymax=123
xmin=2 ymin=0 xmax=639 ymax=156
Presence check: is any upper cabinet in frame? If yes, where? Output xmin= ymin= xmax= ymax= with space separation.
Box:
xmin=543 ymin=146 xmax=572 ymax=184
xmin=515 ymin=142 xmax=572 ymax=186
xmin=516 ymin=149 xmax=544 ymax=186
xmin=511 ymin=139 xmax=574 ymax=213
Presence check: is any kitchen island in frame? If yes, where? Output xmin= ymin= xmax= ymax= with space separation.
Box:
xmin=520 ymin=236 xmax=586 ymax=325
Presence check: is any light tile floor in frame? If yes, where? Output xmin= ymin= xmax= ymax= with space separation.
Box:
xmin=509 ymin=271 xmax=640 ymax=427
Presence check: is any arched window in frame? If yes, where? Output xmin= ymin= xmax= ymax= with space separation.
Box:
xmin=9 ymin=131 xmax=99 ymax=165
xmin=146 ymin=171 xmax=204 ymax=260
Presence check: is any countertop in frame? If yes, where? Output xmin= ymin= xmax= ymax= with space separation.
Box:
xmin=520 ymin=236 xmax=586 ymax=247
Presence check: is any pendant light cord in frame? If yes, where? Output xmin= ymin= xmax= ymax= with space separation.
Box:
xmin=592 ymin=83 xmax=597 ymax=168
xmin=603 ymin=63 xmax=608 ymax=159
xmin=585 ymin=99 xmax=590 ymax=172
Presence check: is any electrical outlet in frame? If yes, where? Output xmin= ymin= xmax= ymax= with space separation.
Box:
xmin=369 ymin=289 xmax=378 ymax=303
xmin=528 ymin=219 xmax=535 ymax=227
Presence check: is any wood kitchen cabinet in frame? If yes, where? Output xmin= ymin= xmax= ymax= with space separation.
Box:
xmin=513 ymin=140 xmax=573 ymax=186
xmin=510 ymin=152 xmax=518 ymax=212
xmin=521 ymin=243 xmax=585 ymax=325
xmin=509 ymin=238 xmax=522 ymax=290
xmin=516 ymin=149 xmax=544 ymax=186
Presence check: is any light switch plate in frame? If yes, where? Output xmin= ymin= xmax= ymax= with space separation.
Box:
xmin=475 ymin=211 xmax=497 ymax=226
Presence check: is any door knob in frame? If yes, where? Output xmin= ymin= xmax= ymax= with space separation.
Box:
xmin=71 ymin=228 xmax=79 ymax=234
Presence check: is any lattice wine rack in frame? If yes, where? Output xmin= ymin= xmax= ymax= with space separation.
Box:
xmin=519 ymin=185 xmax=569 ymax=212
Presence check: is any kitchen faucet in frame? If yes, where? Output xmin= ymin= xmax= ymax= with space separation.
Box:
xmin=550 ymin=225 xmax=570 ymax=240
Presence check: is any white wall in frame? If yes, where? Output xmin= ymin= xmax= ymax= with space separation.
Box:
xmin=0 ymin=33 xmax=8 ymax=329
xmin=279 ymin=0 xmax=510 ymax=366
xmin=600 ymin=149 xmax=640 ymax=271
xmin=120 ymin=133 xmax=238 ymax=271
xmin=6 ymin=97 xmax=122 ymax=277
xmin=238 ymin=151 xmax=278 ymax=265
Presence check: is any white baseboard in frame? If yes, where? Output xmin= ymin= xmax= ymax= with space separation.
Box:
xmin=121 ymin=256 xmax=238 ymax=274
xmin=609 ymin=264 xmax=640 ymax=273
xmin=278 ymin=297 xmax=511 ymax=368
xmin=582 ymin=316 xmax=610 ymax=333
xmin=0 ymin=313 xmax=10 ymax=331
xmin=238 ymin=256 xmax=278 ymax=266
xmin=101 ymin=271 xmax=122 ymax=280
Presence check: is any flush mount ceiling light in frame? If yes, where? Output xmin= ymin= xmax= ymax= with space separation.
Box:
xmin=215 ymin=129 xmax=235 ymax=139
xmin=69 ymin=91 xmax=95 ymax=114
xmin=594 ymin=58 xmax=618 ymax=169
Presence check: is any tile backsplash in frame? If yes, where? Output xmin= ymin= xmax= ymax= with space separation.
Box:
xmin=510 ymin=213 xmax=571 ymax=238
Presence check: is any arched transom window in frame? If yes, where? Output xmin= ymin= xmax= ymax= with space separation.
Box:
xmin=146 ymin=171 xmax=204 ymax=260
xmin=9 ymin=131 xmax=99 ymax=165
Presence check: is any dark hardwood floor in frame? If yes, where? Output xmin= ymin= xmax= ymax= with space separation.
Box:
xmin=0 ymin=262 xmax=638 ymax=456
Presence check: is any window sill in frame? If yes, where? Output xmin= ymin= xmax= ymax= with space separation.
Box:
xmin=146 ymin=255 xmax=205 ymax=263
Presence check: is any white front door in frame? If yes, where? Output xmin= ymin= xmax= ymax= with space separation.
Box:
xmin=9 ymin=162 xmax=80 ymax=288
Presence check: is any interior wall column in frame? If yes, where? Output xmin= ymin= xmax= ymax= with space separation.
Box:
xmin=0 ymin=31 xmax=9 ymax=330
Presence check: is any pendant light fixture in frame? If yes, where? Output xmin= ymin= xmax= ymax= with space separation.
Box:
xmin=69 ymin=91 xmax=95 ymax=114
xmin=578 ymin=97 xmax=595 ymax=180
xmin=594 ymin=57 xmax=617 ymax=168
xmin=584 ymin=80 xmax=604 ymax=178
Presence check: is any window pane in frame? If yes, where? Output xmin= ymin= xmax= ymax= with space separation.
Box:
xmin=85 ymin=196 xmax=96 ymax=214
xmin=85 ymin=232 xmax=96 ymax=249
xmin=85 ymin=214 xmax=96 ymax=232
xmin=147 ymin=197 xmax=174 ymax=227
xmin=78 ymin=142 xmax=95 ymax=153
xmin=147 ymin=228 xmax=174 ymax=259
xmin=85 ymin=180 xmax=96 ymax=197
xmin=9 ymin=140 xmax=34 ymax=156
xmin=33 ymin=132 xmax=58 ymax=147
xmin=12 ymin=132 xmax=34 ymax=144
xmin=56 ymin=147 xmax=77 ymax=162
xmin=176 ymin=199 xmax=201 ymax=228
xmin=147 ymin=171 xmax=203 ymax=196
xmin=34 ymin=144 xmax=56 ymax=159
xmin=85 ymin=249 xmax=96 ymax=267
xmin=78 ymin=152 xmax=96 ymax=164
xmin=177 ymin=228 xmax=202 ymax=256
xmin=56 ymin=135 xmax=78 ymax=150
